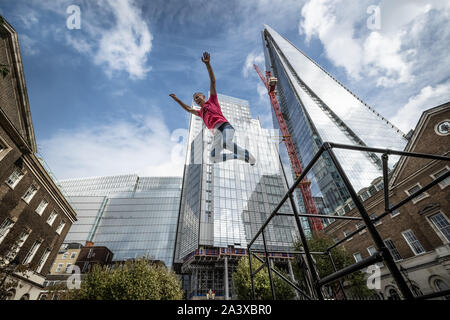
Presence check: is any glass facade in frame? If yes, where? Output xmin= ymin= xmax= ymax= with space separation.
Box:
xmin=262 ymin=25 xmax=408 ymax=217
xmin=174 ymin=93 xmax=299 ymax=265
xmin=58 ymin=175 xmax=182 ymax=267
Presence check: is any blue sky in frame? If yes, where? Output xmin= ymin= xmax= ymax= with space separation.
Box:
xmin=0 ymin=0 xmax=449 ymax=180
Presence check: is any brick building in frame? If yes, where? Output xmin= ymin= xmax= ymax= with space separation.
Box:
xmin=0 ymin=18 xmax=77 ymax=300
xmin=324 ymin=102 xmax=450 ymax=299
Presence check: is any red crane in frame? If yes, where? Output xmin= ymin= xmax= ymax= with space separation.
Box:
xmin=254 ymin=64 xmax=323 ymax=232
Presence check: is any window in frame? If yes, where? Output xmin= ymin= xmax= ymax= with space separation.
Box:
xmin=0 ymin=218 xmax=15 ymax=245
xmin=390 ymin=205 xmax=400 ymax=218
xmin=56 ymin=263 xmax=63 ymax=273
xmin=405 ymin=183 xmax=429 ymax=204
xmin=384 ymin=239 xmax=402 ymax=261
xmin=353 ymin=252 xmax=362 ymax=262
xmin=387 ymin=287 xmax=401 ymax=300
xmin=23 ymin=240 xmax=42 ymax=265
xmin=367 ymin=246 xmax=383 ymax=267
xmin=35 ymin=200 xmax=48 ymax=215
xmin=36 ymin=248 xmax=51 ymax=273
xmin=434 ymin=279 xmax=450 ymax=300
xmin=56 ymin=221 xmax=66 ymax=235
xmin=411 ymin=285 xmax=423 ymax=297
xmin=343 ymin=229 xmax=353 ymax=241
xmin=65 ymin=263 xmax=72 ymax=273
xmin=402 ymin=230 xmax=425 ymax=255
xmin=7 ymin=229 xmax=31 ymax=261
xmin=429 ymin=212 xmax=450 ymax=242
xmin=5 ymin=168 xmax=24 ymax=189
xmin=22 ymin=184 xmax=38 ymax=204
xmin=355 ymin=221 xmax=366 ymax=234
xmin=70 ymin=252 xmax=77 ymax=259
xmin=62 ymin=252 xmax=68 ymax=259
xmin=46 ymin=211 xmax=57 ymax=226
xmin=370 ymin=213 xmax=382 ymax=226
xmin=431 ymin=166 xmax=450 ymax=189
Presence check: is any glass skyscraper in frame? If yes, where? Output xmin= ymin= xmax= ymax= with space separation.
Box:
xmin=261 ymin=25 xmax=408 ymax=216
xmin=174 ymin=93 xmax=300 ymax=299
xmin=57 ymin=175 xmax=182 ymax=267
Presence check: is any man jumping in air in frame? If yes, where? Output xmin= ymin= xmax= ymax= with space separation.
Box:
xmin=170 ymin=52 xmax=256 ymax=166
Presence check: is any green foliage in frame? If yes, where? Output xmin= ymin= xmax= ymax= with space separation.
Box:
xmin=233 ymin=256 xmax=296 ymax=300
xmin=60 ymin=258 xmax=183 ymax=300
xmin=293 ymin=233 xmax=375 ymax=298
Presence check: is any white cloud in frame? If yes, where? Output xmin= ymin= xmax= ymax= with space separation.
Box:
xmin=19 ymin=34 xmax=39 ymax=56
xmin=242 ymin=51 xmax=264 ymax=78
xmin=39 ymin=114 xmax=187 ymax=180
xmin=63 ymin=0 xmax=153 ymax=79
xmin=298 ymin=0 xmax=449 ymax=88
xmin=391 ymin=82 xmax=450 ymax=132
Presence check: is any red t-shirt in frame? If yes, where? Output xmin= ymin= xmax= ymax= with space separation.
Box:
xmin=196 ymin=94 xmax=228 ymax=130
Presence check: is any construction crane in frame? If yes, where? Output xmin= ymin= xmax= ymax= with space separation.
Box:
xmin=254 ymin=64 xmax=323 ymax=232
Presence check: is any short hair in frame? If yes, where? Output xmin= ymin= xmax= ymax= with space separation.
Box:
xmin=193 ymin=92 xmax=205 ymax=98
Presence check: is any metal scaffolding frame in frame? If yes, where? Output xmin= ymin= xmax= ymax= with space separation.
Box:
xmin=247 ymin=142 xmax=450 ymax=300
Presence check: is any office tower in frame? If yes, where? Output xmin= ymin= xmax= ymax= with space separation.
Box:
xmin=57 ymin=175 xmax=182 ymax=267
xmin=261 ymin=25 xmax=408 ymax=216
xmin=174 ymin=93 xmax=300 ymax=299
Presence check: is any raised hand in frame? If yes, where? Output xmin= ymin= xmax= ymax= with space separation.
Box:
xmin=201 ymin=52 xmax=210 ymax=64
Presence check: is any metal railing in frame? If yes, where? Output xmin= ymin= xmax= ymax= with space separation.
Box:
xmin=247 ymin=142 xmax=450 ymax=300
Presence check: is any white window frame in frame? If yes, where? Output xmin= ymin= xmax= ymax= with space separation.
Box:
xmin=56 ymin=221 xmax=66 ymax=235
xmin=65 ymin=263 xmax=72 ymax=273
xmin=405 ymin=183 xmax=430 ymax=204
xmin=384 ymin=238 xmax=402 ymax=262
xmin=7 ymin=229 xmax=31 ymax=262
xmin=343 ymin=229 xmax=353 ymax=241
xmin=62 ymin=252 xmax=68 ymax=259
xmin=36 ymin=248 xmax=51 ymax=273
xmin=370 ymin=213 xmax=382 ymax=226
xmin=35 ymin=199 xmax=48 ymax=216
xmin=430 ymin=166 xmax=450 ymax=189
xmin=367 ymin=246 xmax=384 ymax=267
xmin=22 ymin=184 xmax=39 ymax=204
xmin=353 ymin=252 xmax=362 ymax=263
xmin=46 ymin=211 xmax=58 ymax=226
xmin=23 ymin=240 xmax=42 ymax=265
xmin=0 ymin=218 xmax=15 ymax=245
xmin=355 ymin=221 xmax=366 ymax=235
xmin=70 ymin=252 xmax=77 ymax=259
xmin=402 ymin=229 xmax=425 ymax=255
xmin=427 ymin=211 xmax=450 ymax=244
xmin=56 ymin=263 xmax=63 ymax=273
xmin=5 ymin=168 xmax=24 ymax=189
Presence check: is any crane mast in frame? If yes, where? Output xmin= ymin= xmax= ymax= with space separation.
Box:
xmin=254 ymin=64 xmax=323 ymax=232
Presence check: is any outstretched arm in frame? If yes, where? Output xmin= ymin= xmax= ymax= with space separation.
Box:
xmin=169 ymin=94 xmax=199 ymax=116
xmin=201 ymin=52 xmax=217 ymax=96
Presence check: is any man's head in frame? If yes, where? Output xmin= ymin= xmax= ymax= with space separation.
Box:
xmin=193 ymin=92 xmax=206 ymax=106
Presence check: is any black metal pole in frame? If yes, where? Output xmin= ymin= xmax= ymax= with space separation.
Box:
xmin=287 ymin=190 xmax=324 ymax=300
xmin=326 ymin=147 xmax=414 ymax=300
xmin=278 ymin=153 xmax=324 ymax=300
xmin=247 ymin=248 xmax=256 ymax=300
xmin=382 ymin=154 xmax=390 ymax=212
xmin=261 ymin=230 xmax=276 ymax=300
xmin=327 ymin=251 xmax=347 ymax=300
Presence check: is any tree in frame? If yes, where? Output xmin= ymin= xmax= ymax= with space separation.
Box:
xmin=53 ymin=258 xmax=183 ymax=300
xmin=293 ymin=233 xmax=376 ymax=299
xmin=233 ymin=256 xmax=296 ymax=300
